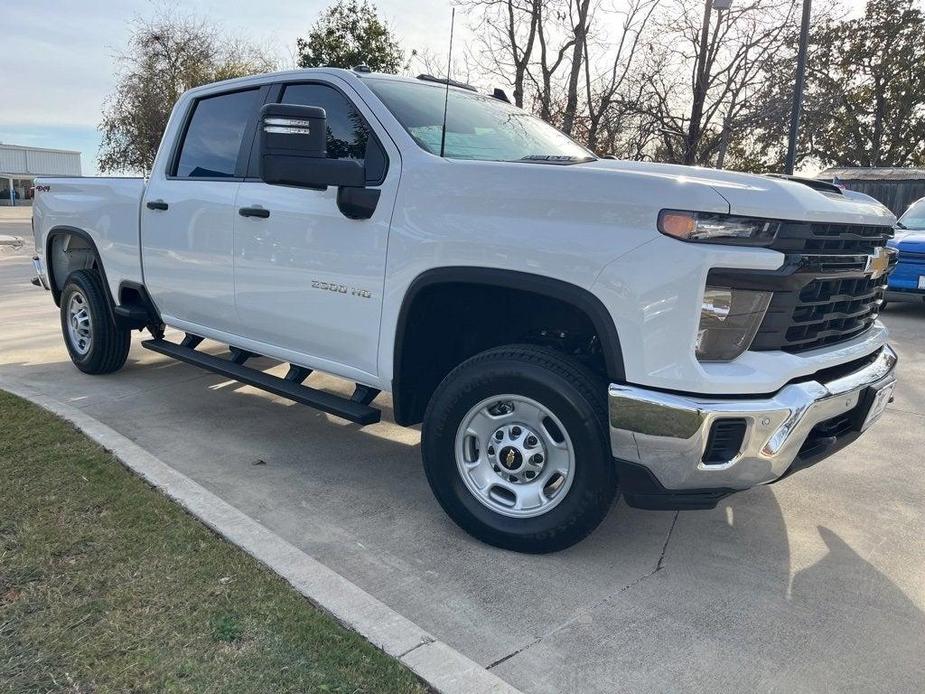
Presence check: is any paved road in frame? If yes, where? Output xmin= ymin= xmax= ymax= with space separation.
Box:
xmin=3 ymin=207 xmax=923 ymax=693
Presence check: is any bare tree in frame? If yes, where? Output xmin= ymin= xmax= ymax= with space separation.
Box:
xmin=580 ymin=0 xmax=661 ymax=152
xmin=528 ymin=0 xmax=578 ymax=122
xmin=641 ymin=0 xmax=801 ymax=167
xmin=463 ymin=0 xmax=632 ymax=137
xmin=561 ymin=0 xmax=593 ymax=135
xmin=98 ymin=8 xmax=276 ymax=174
xmin=460 ymin=0 xmax=818 ymax=171
xmin=405 ymin=46 xmax=476 ymax=85
xmin=462 ymin=0 xmax=541 ymax=107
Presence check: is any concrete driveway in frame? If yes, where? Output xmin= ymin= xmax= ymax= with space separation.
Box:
xmin=3 ymin=207 xmax=923 ymax=693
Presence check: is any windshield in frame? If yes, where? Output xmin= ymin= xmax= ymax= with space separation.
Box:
xmin=365 ymin=78 xmax=593 ymax=163
xmin=899 ymin=199 xmax=925 ymax=230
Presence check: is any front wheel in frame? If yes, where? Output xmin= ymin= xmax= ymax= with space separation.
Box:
xmin=60 ymin=269 xmax=131 ymax=374
xmin=422 ymin=345 xmax=618 ymax=553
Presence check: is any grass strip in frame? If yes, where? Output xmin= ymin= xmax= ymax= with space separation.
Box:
xmin=0 ymin=390 xmax=428 ymax=693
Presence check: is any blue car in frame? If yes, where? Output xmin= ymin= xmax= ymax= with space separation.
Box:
xmin=885 ymin=196 xmax=925 ymax=306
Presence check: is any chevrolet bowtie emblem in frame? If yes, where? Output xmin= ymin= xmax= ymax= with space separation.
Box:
xmin=505 ymin=449 xmax=516 ymax=466
xmin=865 ymin=247 xmax=891 ymax=280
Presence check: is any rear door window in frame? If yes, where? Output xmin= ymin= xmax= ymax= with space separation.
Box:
xmin=174 ymin=89 xmax=261 ymax=178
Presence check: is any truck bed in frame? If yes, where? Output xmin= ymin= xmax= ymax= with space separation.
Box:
xmin=33 ymin=177 xmax=146 ymax=301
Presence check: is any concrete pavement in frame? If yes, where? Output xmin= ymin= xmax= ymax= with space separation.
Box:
xmin=2 ymin=208 xmax=923 ymax=693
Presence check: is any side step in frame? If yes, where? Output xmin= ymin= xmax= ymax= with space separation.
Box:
xmin=141 ymin=337 xmax=381 ymax=425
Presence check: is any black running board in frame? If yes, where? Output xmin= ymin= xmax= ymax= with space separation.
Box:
xmin=141 ymin=338 xmax=381 ymax=425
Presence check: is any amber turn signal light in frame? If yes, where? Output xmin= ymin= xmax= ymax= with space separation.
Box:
xmin=658 ymin=211 xmax=698 ymax=239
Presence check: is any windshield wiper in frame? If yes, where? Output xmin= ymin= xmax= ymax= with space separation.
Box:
xmin=896 ymin=222 xmax=907 ymax=229
xmin=518 ymin=154 xmax=596 ymax=165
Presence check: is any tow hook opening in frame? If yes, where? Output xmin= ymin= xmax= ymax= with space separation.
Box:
xmin=701 ymin=418 xmax=748 ymax=465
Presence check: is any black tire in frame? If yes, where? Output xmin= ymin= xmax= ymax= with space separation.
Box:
xmin=421 ymin=344 xmax=618 ymax=553
xmin=60 ymin=269 xmax=131 ymax=374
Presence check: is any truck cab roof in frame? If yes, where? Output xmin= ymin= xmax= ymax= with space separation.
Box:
xmin=180 ymin=67 xmax=478 ymax=101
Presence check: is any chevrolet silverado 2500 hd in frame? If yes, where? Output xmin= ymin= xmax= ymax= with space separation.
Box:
xmin=31 ymin=68 xmax=899 ymax=553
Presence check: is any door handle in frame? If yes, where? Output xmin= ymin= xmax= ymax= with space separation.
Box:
xmin=146 ymin=199 xmax=168 ymax=211
xmin=239 ymin=206 xmax=270 ymax=219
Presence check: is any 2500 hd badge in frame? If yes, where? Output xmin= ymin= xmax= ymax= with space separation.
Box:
xmin=312 ymin=279 xmax=372 ymax=299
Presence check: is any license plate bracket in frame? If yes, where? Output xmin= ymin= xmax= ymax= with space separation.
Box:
xmin=861 ymin=380 xmax=896 ymax=432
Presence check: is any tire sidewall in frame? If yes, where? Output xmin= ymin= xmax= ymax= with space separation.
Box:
xmin=423 ymin=354 xmax=614 ymax=551
xmin=60 ymin=271 xmax=122 ymax=373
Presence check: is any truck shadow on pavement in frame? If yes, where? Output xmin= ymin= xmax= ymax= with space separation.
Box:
xmin=540 ymin=502 xmax=925 ymax=693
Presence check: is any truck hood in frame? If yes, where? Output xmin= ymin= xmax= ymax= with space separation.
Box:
xmin=582 ymin=159 xmax=897 ymax=227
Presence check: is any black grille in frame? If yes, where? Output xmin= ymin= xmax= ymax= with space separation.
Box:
xmin=754 ymin=275 xmax=887 ymax=352
xmin=773 ymin=222 xmax=893 ymax=256
xmin=712 ymin=222 xmax=896 ymax=354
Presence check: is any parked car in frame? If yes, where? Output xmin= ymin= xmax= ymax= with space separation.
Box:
xmin=885 ymin=196 xmax=925 ymax=307
xmin=30 ymin=68 xmax=899 ymax=552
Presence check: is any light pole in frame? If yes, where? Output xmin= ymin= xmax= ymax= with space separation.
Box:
xmin=785 ymin=0 xmax=812 ymax=175
xmin=687 ymin=0 xmax=732 ymax=165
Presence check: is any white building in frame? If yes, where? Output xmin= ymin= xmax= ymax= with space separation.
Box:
xmin=0 ymin=143 xmax=82 ymax=206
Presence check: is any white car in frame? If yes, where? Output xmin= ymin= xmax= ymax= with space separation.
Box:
xmin=31 ymin=68 xmax=898 ymax=552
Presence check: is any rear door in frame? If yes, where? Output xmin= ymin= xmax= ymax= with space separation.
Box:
xmin=142 ymin=86 xmax=266 ymax=334
xmin=232 ymin=78 xmax=399 ymax=378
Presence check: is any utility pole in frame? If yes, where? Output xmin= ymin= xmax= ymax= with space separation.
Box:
xmin=685 ymin=0 xmax=714 ymax=165
xmin=785 ymin=0 xmax=812 ymax=175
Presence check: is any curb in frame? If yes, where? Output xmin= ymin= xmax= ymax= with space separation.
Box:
xmin=0 ymin=376 xmax=523 ymax=694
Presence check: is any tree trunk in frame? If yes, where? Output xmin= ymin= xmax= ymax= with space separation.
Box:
xmin=508 ymin=0 xmax=540 ymax=108
xmin=716 ymin=114 xmax=731 ymax=169
xmin=871 ymin=75 xmax=885 ymax=166
xmin=562 ymin=0 xmax=592 ymax=136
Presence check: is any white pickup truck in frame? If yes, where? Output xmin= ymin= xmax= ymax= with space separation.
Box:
xmin=32 ymin=68 xmax=898 ymax=552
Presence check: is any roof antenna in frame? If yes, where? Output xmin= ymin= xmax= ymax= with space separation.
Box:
xmin=439 ymin=8 xmax=456 ymax=159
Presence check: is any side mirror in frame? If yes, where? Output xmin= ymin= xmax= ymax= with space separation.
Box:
xmin=258 ymin=103 xmax=366 ymax=189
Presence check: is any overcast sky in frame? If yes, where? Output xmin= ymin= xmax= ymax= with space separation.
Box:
xmin=2 ymin=0 xmax=872 ymax=175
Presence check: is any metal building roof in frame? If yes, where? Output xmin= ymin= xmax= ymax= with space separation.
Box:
xmin=819 ymin=167 xmax=925 ymax=181
xmin=0 ymin=143 xmax=82 ymax=178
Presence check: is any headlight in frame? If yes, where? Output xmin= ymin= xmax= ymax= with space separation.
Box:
xmin=696 ymin=287 xmax=772 ymax=362
xmin=658 ymin=210 xmax=780 ymax=246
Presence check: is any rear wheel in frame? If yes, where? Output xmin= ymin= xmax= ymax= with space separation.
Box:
xmin=422 ymin=345 xmax=617 ymax=553
xmin=60 ymin=269 xmax=131 ymax=374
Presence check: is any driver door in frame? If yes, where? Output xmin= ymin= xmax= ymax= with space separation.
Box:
xmin=232 ymin=78 xmax=398 ymax=379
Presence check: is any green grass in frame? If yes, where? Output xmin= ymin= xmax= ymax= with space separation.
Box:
xmin=0 ymin=390 xmax=428 ymax=694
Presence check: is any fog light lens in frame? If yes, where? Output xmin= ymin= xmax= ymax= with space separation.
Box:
xmin=696 ymin=287 xmax=771 ymax=362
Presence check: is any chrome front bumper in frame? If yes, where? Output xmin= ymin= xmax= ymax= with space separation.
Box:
xmin=609 ymin=346 xmax=898 ymax=492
